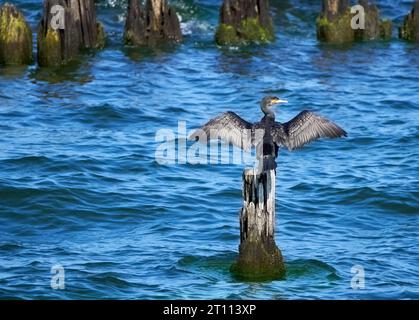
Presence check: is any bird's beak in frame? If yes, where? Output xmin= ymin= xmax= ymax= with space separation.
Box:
xmin=273 ymin=98 xmax=288 ymax=105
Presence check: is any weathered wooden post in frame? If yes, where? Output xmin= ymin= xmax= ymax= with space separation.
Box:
xmin=400 ymin=0 xmax=419 ymax=42
xmin=37 ymin=0 xmax=105 ymax=67
xmin=317 ymin=0 xmax=392 ymax=43
xmin=0 ymin=3 xmax=33 ymax=66
xmin=215 ymin=0 xmax=275 ymax=45
xmin=231 ymin=168 xmax=285 ymax=280
xmin=316 ymin=0 xmax=354 ymax=43
xmin=355 ymin=0 xmax=392 ymax=41
xmin=124 ymin=0 xmax=182 ymax=46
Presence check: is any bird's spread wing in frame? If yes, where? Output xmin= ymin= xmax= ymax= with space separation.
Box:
xmin=188 ymin=112 xmax=253 ymax=151
xmin=272 ymin=110 xmax=347 ymax=151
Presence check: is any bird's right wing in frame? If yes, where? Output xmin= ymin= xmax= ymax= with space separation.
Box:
xmin=272 ymin=110 xmax=347 ymax=151
xmin=188 ymin=112 xmax=253 ymax=152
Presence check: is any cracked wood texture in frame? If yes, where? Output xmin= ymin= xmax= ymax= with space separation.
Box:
xmin=232 ymin=168 xmax=285 ymax=280
xmin=37 ymin=0 xmax=105 ymax=67
xmin=220 ymin=0 xmax=273 ymax=32
xmin=124 ymin=0 xmax=182 ymax=46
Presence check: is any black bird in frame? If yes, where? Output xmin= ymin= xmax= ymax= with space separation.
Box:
xmin=189 ymin=96 xmax=347 ymax=171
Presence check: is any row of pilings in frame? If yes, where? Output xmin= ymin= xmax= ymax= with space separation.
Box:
xmin=1 ymin=0 xmax=419 ymax=67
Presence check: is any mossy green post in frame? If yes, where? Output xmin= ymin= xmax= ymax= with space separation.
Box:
xmin=37 ymin=27 xmax=61 ymax=68
xmin=316 ymin=9 xmax=354 ymax=44
xmin=215 ymin=0 xmax=275 ymax=46
xmin=317 ymin=0 xmax=392 ymax=43
xmin=231 ymin=169 xmax=285 ymax=281
xmin=379 ymin=20 xmax=392 ymax=40
xmin=96 ymin=22 xmax=106 ymax=49
xmin=215 ymin=24 xmax=240 ymax=45
xmin=0 ymin=3 xmax=32 ymax=66
xmin=216 ymin=18 xmax=274 ymax=46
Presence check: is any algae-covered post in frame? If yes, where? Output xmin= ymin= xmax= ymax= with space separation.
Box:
xmin=124 ymin=0 xmax=182 ymax=46
xmin=0 ymin=3 xmax=33 ymax=66
xmin=231 ymin=169 xmax=285 ymax=280
xmin=215 ymin=0 xmax=275 ymax=46
xmin=400 ymin=0 xmax=419 ymax=42
xmin=316 ymin=0 xmax=354 ymax=43
xmin=317 ymin=0 xmax=392 ymax=43
xmin=37 ymin=0 xmax=105 ymax=67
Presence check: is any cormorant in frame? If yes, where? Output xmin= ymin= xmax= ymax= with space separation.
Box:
xmin=189 ymin=96 xmax=347 ymax=171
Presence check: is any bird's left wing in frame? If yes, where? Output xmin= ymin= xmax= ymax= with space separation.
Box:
xmin=272 ymin=110 xmax=347 ymax=151
xmin=188 ymin=111 xmax=253 ymax=152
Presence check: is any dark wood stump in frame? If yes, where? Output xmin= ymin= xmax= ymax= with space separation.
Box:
xmin=400 ymin=0 xmax=419 ymax=42
xmin=124 ymin=0 xmax=182 ymax=46
xmin=0 ymin=3 xmax=33 ymax=66
xmin=231 ymin=169 xmax=285 ymax=280
xmin=355 ymin=1 xmax=392 ymax=41
xmin=215 ymin=0 xmax=275 ymax=45
xmin=37 ymin=0 xmax=105 ymax=67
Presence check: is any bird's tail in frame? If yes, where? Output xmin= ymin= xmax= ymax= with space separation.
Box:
xmin=261 ymin=155 xmax=277 ymax=171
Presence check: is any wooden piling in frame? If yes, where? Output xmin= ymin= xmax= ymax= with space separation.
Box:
xmin=124 ymin=0 xmax=182 ymax=46
xmin=317 ymin=0 xmax=392 ymax=43
xmin=215 ymin=0 xmax=275 ymax=46
xmin=400 ymin=0 xmax=419 ymax=42
xmin=316 ymin=0 xmax=354 ymax=44
xmin=231 ymin=168 xmax=285 ymax=280
xmin=0 ymin=3 xmax=33 ymax=66
xmin=37 ymin=0 xmax=105 ymax=67
xmin=356 ymin=0 xmax=392 ymax=41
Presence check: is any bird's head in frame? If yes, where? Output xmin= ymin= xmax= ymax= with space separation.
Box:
xmin=260 ymin=96 xmax=288 ymax=116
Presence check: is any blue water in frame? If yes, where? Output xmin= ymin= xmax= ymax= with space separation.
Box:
xmin=0 ymin=0 xmax=418 ymax=299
